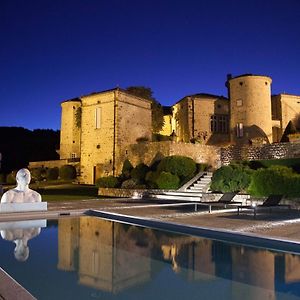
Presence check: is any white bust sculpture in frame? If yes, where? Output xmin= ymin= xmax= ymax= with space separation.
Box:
xmin=1 ymin=168 xmax=42 ymax=203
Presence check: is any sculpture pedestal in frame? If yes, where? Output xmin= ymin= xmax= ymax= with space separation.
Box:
xmin=0 ymin=202 xmax=47 ymax=213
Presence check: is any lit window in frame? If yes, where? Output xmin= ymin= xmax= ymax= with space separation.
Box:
xmin=95 ymin=107 xmax=101 ymax=129
xmin=236 ymin=99 xmax=243 ymax=107
xmin=210 ymin=115 xmax=229 ymax=133
xmin=236 ymin=123 xmax=243 ymax=138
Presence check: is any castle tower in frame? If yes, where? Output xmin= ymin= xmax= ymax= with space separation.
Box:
xmin=226 ymin=74 xmax=273 ymax=144
xmin=60 ymin=98 xmax=82 ymax=160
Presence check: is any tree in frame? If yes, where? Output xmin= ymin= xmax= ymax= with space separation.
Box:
xmin=125 ymin=86 xmax=164 ymax=133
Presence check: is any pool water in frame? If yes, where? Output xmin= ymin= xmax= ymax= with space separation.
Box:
xmin=0 ymin=216 xmax=300 ymax=300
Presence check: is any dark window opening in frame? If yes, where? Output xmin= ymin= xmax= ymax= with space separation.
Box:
xmin=210 ymin=115 xmax=229 ymax=133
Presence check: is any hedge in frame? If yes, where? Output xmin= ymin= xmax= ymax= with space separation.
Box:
xmin=59 ymin=165 xmax=77 ymax=180
xmin=96 ymin=176 xmax=119 ymax=188
xmin=155 ymin=171 xmax=180 ymax=189
xmin=6 ymin=171 xmax=17 ymax=185
xmin=30 ymin=167 xmax=47 ymax=181
xmin=248 ymin=165 xmax=300 ymax=197
xmin=131 ymin=163 xmax=150 ymax=181
xmin=210 ymin=164 xmax=253 ymax=193
xmin=46 ymin=167 xmax=59 ymax=180
xmin=157 ymin=156 xmax=196 ymax=180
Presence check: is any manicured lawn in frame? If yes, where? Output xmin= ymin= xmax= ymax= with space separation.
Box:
xmin=1 ymin=182 xmax=99 ymax=202
xmin=36 ymin=184 xmax=99 ymax=202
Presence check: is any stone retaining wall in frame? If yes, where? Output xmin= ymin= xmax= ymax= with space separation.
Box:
xmin=221 ymin=142 xmax=300 ymax=165
xmin=28 ymin=159 xmax=69 ymax=169
xmin=124 ymin=141 xmax=221 ymax=169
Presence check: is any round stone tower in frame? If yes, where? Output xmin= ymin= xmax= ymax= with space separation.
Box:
xmin=60 ymin=99 xmax=82 ymax=160
xmin=226 ymin=74 xmax=273 ymax=145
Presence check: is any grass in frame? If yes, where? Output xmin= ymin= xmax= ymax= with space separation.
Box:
xmin=36 ymin=184 xmax=99 ymax=202
xmin=1 ymin=181 xmax=99 ymax=202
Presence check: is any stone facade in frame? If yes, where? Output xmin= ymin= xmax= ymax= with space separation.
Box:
xmin=60 ymin=89 xmax=152 ymax=184
xmin=227 ymin=75 xmax=273 ymax=144
xmin=173 ymin=94 xmax=230 ymax=145
xmin=272 ymin=94 xmax=300 ymax=142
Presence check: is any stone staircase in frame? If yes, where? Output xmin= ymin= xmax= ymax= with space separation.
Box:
xmin=145 ymin=171 xmax=213 ymax=202
xmin=185 ymin=172 xmax=213 ymax=194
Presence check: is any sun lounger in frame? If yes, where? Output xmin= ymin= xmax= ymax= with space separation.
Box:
xmin=237 ymin=195 xmax=291 ymax=218
xmin=200 ymin=192 xmax=242 ymax=213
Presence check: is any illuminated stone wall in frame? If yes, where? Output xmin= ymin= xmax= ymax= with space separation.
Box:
xmin=173 ymin=95 xmax=230 ymax=145
xmin=272 ymin=94 xmax=300 ymax=141
xmin=122 ymin=141 xmax=221 ymax=169
xmin=60 ymin=89 xmax=151 ymax=184
xmin=228 ymin=75 xmax=273 ymax=144
xmin=60 ymin=99 xmax=81 ymax=159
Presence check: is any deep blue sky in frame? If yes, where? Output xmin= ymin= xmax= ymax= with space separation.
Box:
xmin=1 ymin=0 xmax=300 ymax=130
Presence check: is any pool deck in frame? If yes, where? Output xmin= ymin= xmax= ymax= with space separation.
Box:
xmin=1 ymin=198 xmax=300 ymax=244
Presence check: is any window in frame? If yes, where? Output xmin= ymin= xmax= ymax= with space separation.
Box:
xmin=95 ymin=107 xmax=101 ymax=129
xmin=71 ymin=153 xmax=76 ymax=158
xmin=210 ymin=115 xmax=229 ymax=133
xmin=236 ymin=99 xmax=243 ymax=107
xmin=236 ymin=123 xmax=243 ymax=138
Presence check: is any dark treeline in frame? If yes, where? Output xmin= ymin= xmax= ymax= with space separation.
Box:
xmin=0 ymin=127 xmax=60 ymax=174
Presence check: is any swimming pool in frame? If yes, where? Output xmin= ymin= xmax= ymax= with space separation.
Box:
xmin=0 ymin=215 xmax=300 ymax=299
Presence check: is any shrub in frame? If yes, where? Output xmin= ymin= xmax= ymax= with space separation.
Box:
xmin=131 ymin=163 xmax=150 ymax=181
xmin=145 ymin=171 xmax=160 ymax=188
xmin=30 ymin=167 xmax=47 ymax=181
xmin=210 ymin=164 xmax=253 ymax=193
xmin=46 ymin=167 xmax=59 ymax=180
xmin=59 ymin=165 xmax=77 ymax=180
xmin=155 ymin=171 xmax=180 ymax=189
xmin=197 ymin=163 xmax=209 ymax=172
xmin=121 ymin=159 xmax=133 ymax=179
xmin=121 ymin=178 xmax=141 ymax=189
xmin=248 ymin=165 xmax=299 ymax=197
xmin=6 ymin=171 xmax=17 ymax=185
xmin=0 ymin=174 xmax=5 ymax=184
xmin=157 ymin=156 xmax=196 ymax=180
xmin=96 ymin=176 xmax=119 ymax=188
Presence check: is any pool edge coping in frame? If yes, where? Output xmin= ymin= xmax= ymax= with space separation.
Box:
xmin=87 ymin=209 xmax=300 ymax=254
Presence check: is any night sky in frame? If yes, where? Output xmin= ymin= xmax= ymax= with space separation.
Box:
xmin=1 ymin=0 xmax=300 ymax=130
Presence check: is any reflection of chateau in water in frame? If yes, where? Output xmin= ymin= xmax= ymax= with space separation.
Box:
xmin=58 ymin=217 xmax=153 ymax=293
xmin=57 ymin=217 xmax=300 ymax=298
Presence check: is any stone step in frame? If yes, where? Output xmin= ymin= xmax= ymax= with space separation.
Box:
xmin=193 ymin=183 xmax=207 ymax=187
xmin=149 ymin=194 xmax=202 ymax=202
xmin=196 ymin=179 xmax=211 ymax=183
xmin=189 ymin=186 xmax=203 ymax=191
xmin=185 ymin=189 xmax=203 ymax=193
xmin=163 ymin=191 xmax=203 ymax=197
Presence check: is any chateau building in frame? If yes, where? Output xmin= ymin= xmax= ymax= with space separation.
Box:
xmin=48 ymin=74 xmax=300 ymax=184
xmin=60 ymin=88 xmax=152 ymax=184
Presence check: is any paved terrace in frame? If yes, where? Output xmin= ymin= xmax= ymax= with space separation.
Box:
xmin=1 ymin=198 xmax=300 ymax=244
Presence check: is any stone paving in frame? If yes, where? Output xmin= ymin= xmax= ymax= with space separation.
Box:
xmin=1 ymin=198 xmax=300 ymax=244
xmin=47 ymin=198 xmax=300 ymax=244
